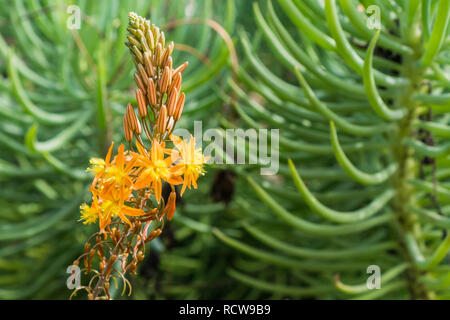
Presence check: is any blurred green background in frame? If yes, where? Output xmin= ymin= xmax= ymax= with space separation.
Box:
xmin=1 ymin=0 xmax=449 ymax=300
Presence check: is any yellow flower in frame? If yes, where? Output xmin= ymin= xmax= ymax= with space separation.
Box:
xmin=89 ymin=142 xmax=115 ymax=190
xmin=86 ymin=158 xmax=105 ymax=174
xmin=171 ymin=135 xmax=208 ymax=195
xmin=79 ymin=202 xmax=99 ymax=225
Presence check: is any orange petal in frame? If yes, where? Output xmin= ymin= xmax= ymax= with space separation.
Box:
xmin=166 ymin=175 xmax=183 ymax=185
xmin=116 ymin=144 xmax=125 ymax=168
xmin=118 ymin=212 xmax=132 ymax=227
xmin=105 ymin=142 xmax=114 ymax=165
xmin=155 ymin=179 xmax=162 ymax=203
xmin=122 ymin=206 xmax=145 ymax=216
xmin=180 ymin=181 xmax=187 ymax=196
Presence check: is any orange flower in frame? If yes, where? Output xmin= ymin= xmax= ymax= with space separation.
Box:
xmin=171 ymin=135 xmax=208 ymax=195
xmin=82 ymin=142 xmax=144 ymax=230
xmin=134 ymin=140 xmax=183 ymax=203
xmin=97 ymin=187 xmax=145 ymax=231
xmin=102 ymin=144 xmax=137 ymax=195
xmin=90 ymin=143 xmax=138 ymax=201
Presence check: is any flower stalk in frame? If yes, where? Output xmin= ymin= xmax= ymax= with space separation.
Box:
xmin=70 ymin=12 xmax=208 ymax=300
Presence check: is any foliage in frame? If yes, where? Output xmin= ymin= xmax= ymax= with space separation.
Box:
xmin=0 ymin=0 xmax=235 ymax=299
xmin=1 ymin=0 xmax=449 ymax=300
xmin=216 ymin=0 xmax=450 ymax=299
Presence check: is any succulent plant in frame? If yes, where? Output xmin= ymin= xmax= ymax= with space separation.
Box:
xmin=215 ymin=0 xmax=450 ymax=299
xmin=1 ymin=0 xmax=449 ymax=300
xmin=0 ymin=0 xmax=235 ymax=299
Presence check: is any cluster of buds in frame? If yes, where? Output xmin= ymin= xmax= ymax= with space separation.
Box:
xmin=70 ymin=13 xmax=208 ymax=300
xmin=124 ymin=11 xmax=188 ymax=145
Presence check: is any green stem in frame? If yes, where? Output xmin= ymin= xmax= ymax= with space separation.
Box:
xmin=390 ymin=20 xmax=432 ymax=299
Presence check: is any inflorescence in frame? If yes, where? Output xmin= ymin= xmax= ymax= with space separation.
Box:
xmin=70 ymin=12 xmax=208 ymax=300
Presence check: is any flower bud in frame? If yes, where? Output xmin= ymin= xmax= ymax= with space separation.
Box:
xmin=136 ymin=88 xmax=148 ymax=118
xmin=131 ymin=45 xmax=143 ymax=64
xmin=143 ymin=52 xmax=155 ymax=77
xmin=137 ymin=63 xmax=148 ymax=87
xmin=173 ymin=61 xmax=188 ymax=76
xmin=167 ymin=87 xmax=178 ymax=116
xmin=157 ymin=105 xmax=168 ymax=133
xmin=174 ymin=92 xmax=185 ymax=121
xmin=147 ymin=78 xmax=157 ymax=106
xmin=154 ymin=42 xmax=162 ymax=66
xmin=123 ymin=114 xmax=133 ymax=142
xmin=159 ymin=66 xmax=170 ymax=94
xmin=145 ymin=30 xmax=154 ymax=50
xmin=134 ymin=72 xmax=146 ymax=94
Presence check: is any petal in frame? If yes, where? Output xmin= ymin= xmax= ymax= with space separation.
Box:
xmin=117 ymin=144 xmax=125 ymax=169
xmin=122 ymin=206 xmax=145 ymax=216
xmin=166 ymin=175 xmax=183 ymax=185
xmin=180 ymin=181 xmax=187 ymax=196
xmin=155 ymin=179 xmax=162 ymax=203
xmin=118 ymin=212 xmax=132 ymax=227
xmin=105 ymin=142 xmax=114 ymax=165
